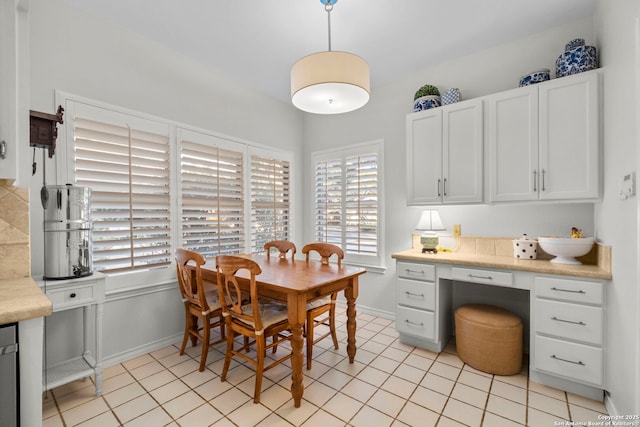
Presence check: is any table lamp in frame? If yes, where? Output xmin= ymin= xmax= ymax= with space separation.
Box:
xmin=415 ymin=210 xmax=445 ymax=253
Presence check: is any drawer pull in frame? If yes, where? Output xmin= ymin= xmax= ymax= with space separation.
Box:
xmin=551 ymin=354 xmax=585 ymax=366
xmin=551 ymin=316 xmax=586 ymax=326
xmin=404 ymin=291 xmax=424 ymax=298
xmin=70 ymin=292 xmax=77 ymax=298
xmin=405 ymin=269 xmax=425 ymax=275
xmin=404 ymin=319 xmax=424 ymax=327
xmin=551 ymin=287 xmax=586 ymax=294
xmin=468 ymin=274 xmax=493 ymax=280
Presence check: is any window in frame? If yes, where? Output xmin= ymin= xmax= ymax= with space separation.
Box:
xmin=179 ymin=129 xmax=245 ymax=258
xmin=62 ymin=95 xmax=294 ymax=278
xmin=71 ymin=102 xmax=171 ymax=273
xmin=311 ymin=141 xmax=383 ymax=267
xmin=250 ymin=151 xmax=291 ymax=253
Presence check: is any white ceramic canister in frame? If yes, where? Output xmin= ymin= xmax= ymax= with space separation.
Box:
xmin=512 ymin=234 xmax=538 ymax=260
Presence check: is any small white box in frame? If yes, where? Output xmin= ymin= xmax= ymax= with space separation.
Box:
xmin=513 ymin=237 xmax=538 ymax=259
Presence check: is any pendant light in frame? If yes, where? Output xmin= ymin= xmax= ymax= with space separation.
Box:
xmin=290 ymin=0 xmax=370 ymax=114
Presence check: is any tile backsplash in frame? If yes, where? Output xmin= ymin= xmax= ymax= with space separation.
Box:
xmin=0 ymin=179 xmax=30 ymax=279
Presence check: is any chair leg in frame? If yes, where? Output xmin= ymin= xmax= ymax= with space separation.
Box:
xmin=306 ymin=312 xmax=314 ymax=370
xmin=329 ymin=304 xmax=339 ymax=350
xmin=254 ymin=334 xmax=265 ymax=403
xmin=221 ymin=324 xmax=234 ymax=382
xmin=198 ymin=315 xmax=210 ymax=372
xmin=179 ymin=306 xmax=191 ymax=355
xmin=189 ymin=314 xmax=199 ymax=347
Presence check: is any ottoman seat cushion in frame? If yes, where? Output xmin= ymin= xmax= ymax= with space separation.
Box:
xmin=455 ymin=304 xmax=523 ymax=375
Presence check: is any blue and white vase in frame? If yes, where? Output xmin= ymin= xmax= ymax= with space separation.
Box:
xmin=565 ymin=38 xmax=585 ymax=51
xmin=519 ymin=69 xmax=550 ymax=87
xmin=441 ymin=88 xmax=460 ymax=105
xmin=556 ymin=43 xmax=598 ymax=78
xmin=413 ymin=95 xmax=442 ymax=112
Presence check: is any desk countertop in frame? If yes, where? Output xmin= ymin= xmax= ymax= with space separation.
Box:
xmin=0 ymin=277 xmax=52 ymax=325
xmin=392 ymin=249 xmax=612 ymax=280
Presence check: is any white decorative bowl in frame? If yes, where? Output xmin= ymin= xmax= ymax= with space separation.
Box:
xmin=537 ymin=237 xmax=594 ymax=264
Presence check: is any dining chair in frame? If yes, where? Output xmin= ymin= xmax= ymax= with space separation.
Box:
xmin=264 ymin=240 xmax=297 ymax=260
xmin=215 ymin=254 xmax=293 ymax=403
xmin=301 ymin=242 xmax=344 ymax=370
xmin=175 ymin=248 xmax=225 ymax=372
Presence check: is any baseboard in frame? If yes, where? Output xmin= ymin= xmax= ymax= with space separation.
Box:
xmin=102 ymin=333 xmax=182 ymax=368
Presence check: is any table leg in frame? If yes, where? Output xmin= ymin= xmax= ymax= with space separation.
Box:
xmin=345 ymin=277 xmax=359 ymax=363
xmin=287 ymin=294 xmax=306 ymax=407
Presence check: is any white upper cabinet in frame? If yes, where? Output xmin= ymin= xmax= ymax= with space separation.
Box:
xmin=489 ymin=70 xmax=600 ymax=202
xmin=406 ymin=99 xmax=483 ymax=205
xmin=539 ymin=72 xmax=599 ymax=200
xmin=0 ymin=1 xmax=18 ymax=180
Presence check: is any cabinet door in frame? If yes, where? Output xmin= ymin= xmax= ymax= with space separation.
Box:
xmin=406 ymin=108 xmax=443 ymax=204
xmin=442 ymin=99 xmax=483 ymax=203
xmin=539 ymin=71 xmax=599 ymax=200
xmin=0 ymin=1 xmax=17 ymax=180
xmin=488 ymin=87 xmax=539 ymax=202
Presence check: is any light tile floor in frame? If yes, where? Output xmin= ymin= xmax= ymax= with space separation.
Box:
xmin=42 ymin=308 xmax=608 ymax=426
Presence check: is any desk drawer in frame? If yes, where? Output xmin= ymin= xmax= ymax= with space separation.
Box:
xmin=396 ymin=306 xmax=435 ymax=340
xmin=46 ymin=282 xmax=96 ymax=310
xmin=397 ymin=278 xmax=435 ymax=310
xmin=535 ymin=335 xmax=603 ymax=386
xmin=535 ymin=299 xmax=603 ymax=345
xmin=397 ymin=262 xmax=435 ymax=282
xmin=535 ymin=277 xmax=603 ymax=305
xmin=451 ymin=267 xmax=513 ymax=287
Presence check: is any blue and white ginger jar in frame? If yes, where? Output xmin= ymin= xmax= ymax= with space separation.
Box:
xmin=413 ymin=95 xmax=442 ymax=112
xmin=556 ymin=40 xmax=598 ymax=78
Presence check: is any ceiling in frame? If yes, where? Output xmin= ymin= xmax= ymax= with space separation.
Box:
xmin=63 ymin=0 xmax=596 ymax=104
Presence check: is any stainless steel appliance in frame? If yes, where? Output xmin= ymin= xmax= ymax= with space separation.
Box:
xmin=44 ymin=184 xmax=93 ymax=279
xmin=0 ymin=323 xmax=18 ymax=427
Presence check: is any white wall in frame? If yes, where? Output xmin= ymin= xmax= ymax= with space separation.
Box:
xmin=27 ymin=0 xmax=305 ymax=363
xmin=594 ymin=0 xmax=640 ymax=416
xmin=303 ymin=18 xmax=596 ymax=316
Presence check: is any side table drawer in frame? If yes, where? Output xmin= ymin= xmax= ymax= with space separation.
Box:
xmin=535 ymin=299 xmax=603 ymax=345
xmin=46 ymin=282 xmax=96 ymax=310
xmin=535 ymin=335 xmax=603 ymax=386
xmin=396 ymin=306 xmax=435 ymax=340
xmin=398 ymin=278 xmax=435 ymax=310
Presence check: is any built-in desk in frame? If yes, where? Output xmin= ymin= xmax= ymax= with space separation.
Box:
xmin=392 ymin=244 xmax=611 ymax=401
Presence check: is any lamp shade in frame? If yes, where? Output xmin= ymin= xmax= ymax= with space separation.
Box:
xmin=291 ymin=51 xmax=370 ymax=114
xmin=415 ymin=210 xmax=445 ymax=231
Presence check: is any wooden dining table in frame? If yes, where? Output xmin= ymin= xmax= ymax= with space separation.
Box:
xmin=199 ymin=253 xmax=366 ymax=407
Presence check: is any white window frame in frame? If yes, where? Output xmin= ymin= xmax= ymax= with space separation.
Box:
xmin=55 ymin=91 xmax=295 ymax=288
xmin=309 ymin=140 xmax=385 ymax=271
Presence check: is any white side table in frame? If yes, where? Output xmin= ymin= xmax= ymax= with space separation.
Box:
xmin=38 ymin=272 xmax=105 ymax=396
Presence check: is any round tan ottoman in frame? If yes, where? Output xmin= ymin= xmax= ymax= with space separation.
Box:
xmin=455 ymin=304 xmax=523 ymax=375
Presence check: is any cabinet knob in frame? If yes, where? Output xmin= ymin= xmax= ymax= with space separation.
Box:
xmin=69 ymin=292 xmax=76 ymax=298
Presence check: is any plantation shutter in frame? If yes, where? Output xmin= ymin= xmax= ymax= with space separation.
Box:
xmin=312 ymin=143 xmax=381 ymax=263
xmin=180 ymin=134 xmax=245 ymax=258
xmin=250 ymin=154 xmax=291 ymax=253
xmin=73 ymin=114 xmax=171 ymax=273
xmin=345 ymin=153 xmax=378 ymax=255
xmin=313 ymin=158 xmax=344 ymax=246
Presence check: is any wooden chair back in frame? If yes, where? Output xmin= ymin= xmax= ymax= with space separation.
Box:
xmin=216 ymin=255 xmax=264 ymax=332
xmin=301 ymin=242 xmax=344 ymax=267
xmin=264 ymin=240 xmax=297 ymax=260
xmin=175 ymin=248 xmax=211 ymax=313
